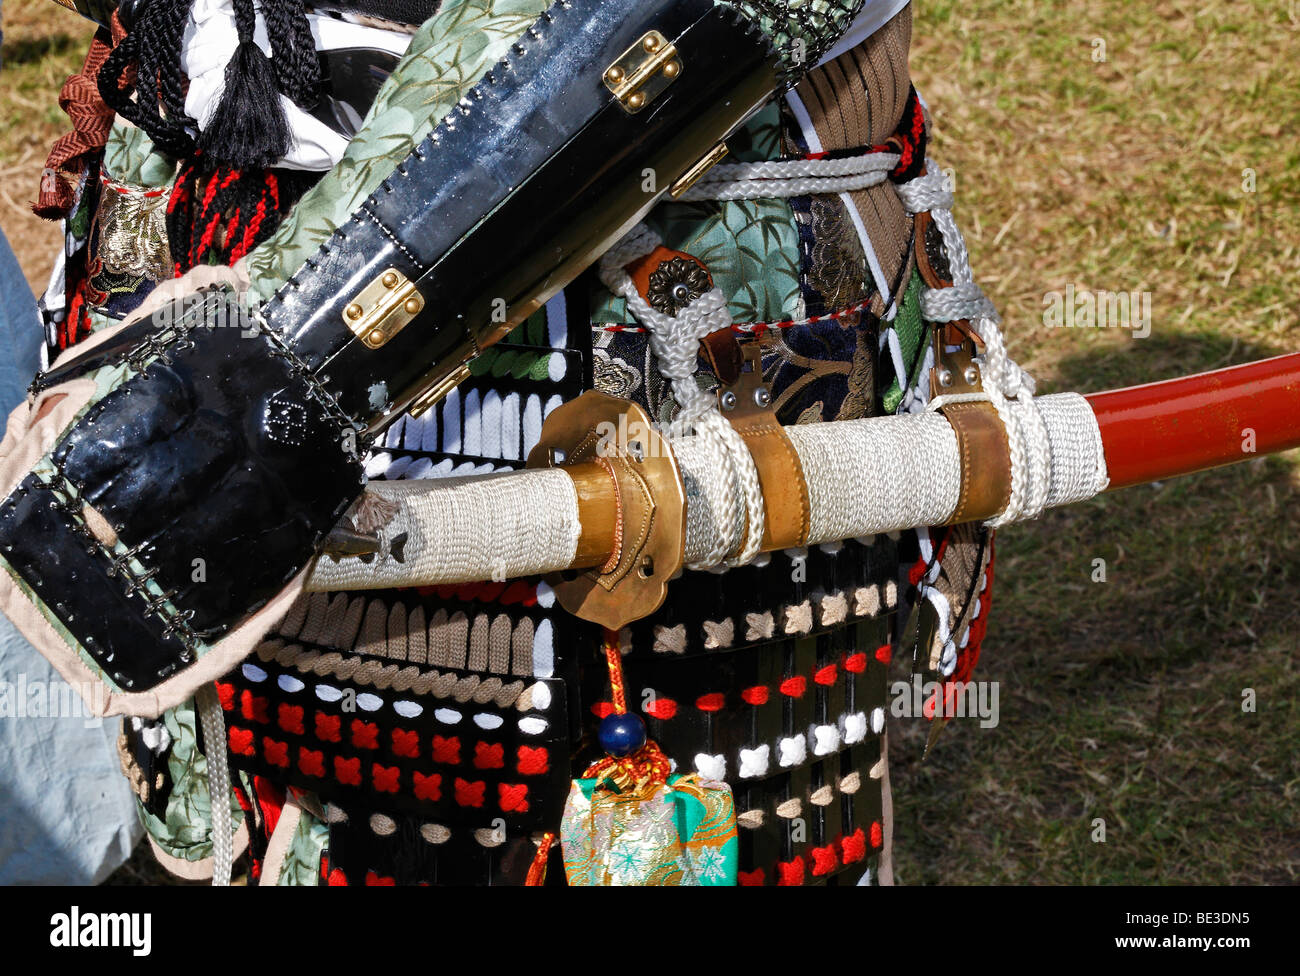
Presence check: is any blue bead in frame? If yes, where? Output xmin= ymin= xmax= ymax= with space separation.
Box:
xmin=598 ymin=712 xmax=647 ymax=757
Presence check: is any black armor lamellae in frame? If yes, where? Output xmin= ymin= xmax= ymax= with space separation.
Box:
xmin=264 ymin=0 xmax=781 ymax=426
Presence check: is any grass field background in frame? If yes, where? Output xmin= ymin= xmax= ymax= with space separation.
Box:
xmin=2 ymin=0 xmax=1297 ymax=884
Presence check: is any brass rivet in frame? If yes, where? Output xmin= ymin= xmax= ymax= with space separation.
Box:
xmin=404 ymin=297 xmax=421 ymax=315
xmin=606 ymin=66 xmax=624 ymax=84
xmin=643 ymin=35 xmax=660 ymax=52
xmin=382 ymin=271 xmax=399 ymax=288
xmin=663 ymin=60 xmax=680 ymax=78
xmin=345 ymin=303 xmax=363 ymax=320
xmin=628 ymin=92 xmax=645 ymax=110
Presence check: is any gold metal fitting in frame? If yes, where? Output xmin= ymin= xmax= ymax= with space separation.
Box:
xmin=408 ymin=362 xmax=473 ymax=419
xmin=604 ymin=29 xmax=682 ymax=114
xmin=526 ymin=392 xmax=686 ymax=630
xmin=670 ymin=142 xmax=729 ymax=199
xmin=343 ymin=267 xmax=424 ymax=349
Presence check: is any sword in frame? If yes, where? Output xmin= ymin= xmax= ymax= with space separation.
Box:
xmin=303 ymin=353 xmax=1300 ymax=630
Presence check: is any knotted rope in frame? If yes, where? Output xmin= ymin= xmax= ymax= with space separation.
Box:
xmin=599 ymin=227 xmax=766 ymax=569
xmin=895 ymin=165 xmax=1076 ymax=526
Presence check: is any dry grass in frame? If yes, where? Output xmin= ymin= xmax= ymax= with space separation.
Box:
xmin=894 ymin=0 xmax=1300 ymax=884
xmin=4 ymin=0 xmax=1299 ymax=884
xmin=0 ymin=0 xmax=94 ymax=291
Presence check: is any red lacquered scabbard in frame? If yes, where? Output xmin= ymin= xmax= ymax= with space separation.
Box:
xmin=1086 ymin=353 xmax=1300 ymax=490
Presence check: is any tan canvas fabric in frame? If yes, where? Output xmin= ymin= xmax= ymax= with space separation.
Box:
xmin=258 ymin=798 xmax=304 ymax=886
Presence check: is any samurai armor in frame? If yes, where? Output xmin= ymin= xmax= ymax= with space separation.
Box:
xmin=16 ymin=0 xmax=1000 ymax=886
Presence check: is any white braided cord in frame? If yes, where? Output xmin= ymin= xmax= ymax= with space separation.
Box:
xmin=598 ymin=227 xmax=765 ymax=569
xmin=195 ymin=683 xmax=233 ymax=887
xmin=895 ymin=163 xmax=1102 ymax=525
xmin=677 ymin=152 xmax=899 ymax=202
xmin=1035 ymin=392 xmax=1111 ymax=507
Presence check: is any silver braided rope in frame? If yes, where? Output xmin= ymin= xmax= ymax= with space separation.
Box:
xmin=678 ymin=151 xmax=899 ymax=201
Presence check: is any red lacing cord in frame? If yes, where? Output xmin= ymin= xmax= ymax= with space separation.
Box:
xmin=165 ymin=157 xmax=298 ymax=276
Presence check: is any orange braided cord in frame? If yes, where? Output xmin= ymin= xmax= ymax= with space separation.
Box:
xmin=582 ymin=740 xmax=672 ymax=796
xmin=602 ymin=628 xmax=627 ymax=714
xmin=525 ymin=831 xmax=556 ymax=886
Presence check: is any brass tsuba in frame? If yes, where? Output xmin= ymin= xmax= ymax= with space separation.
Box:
xmin=526 ymin=391 xmax=686 ymax=630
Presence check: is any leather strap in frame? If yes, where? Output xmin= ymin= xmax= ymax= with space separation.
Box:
xmin=698 ymin=327 xmax=744 ymax=388
xmin=915 ymin=209 xmax=986 ymax=351
xmin=734 ymin=418 xmax=810 ymax=551
xmin=941 ymin=400 xmax=1010 ymax=525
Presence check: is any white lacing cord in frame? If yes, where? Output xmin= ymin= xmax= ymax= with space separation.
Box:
xmin=195 ymin=682 xmax=233 ymax=887
xmin=598 ymin=227 xmax=765 ymax=569
xmin=896 ymin=164 xmax=1054 ymax=527
xmin=677 ymin=151 xmax=900 ymax=202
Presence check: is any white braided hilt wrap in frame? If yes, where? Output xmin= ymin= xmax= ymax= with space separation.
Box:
xmin=789 ymin=412 xmax=961 ymax=546
xmin=304 ymin=469 xmax=582 ymax=592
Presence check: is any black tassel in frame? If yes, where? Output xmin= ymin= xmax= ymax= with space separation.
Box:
xmin=198 ymin=0 xmax=290 ymax=170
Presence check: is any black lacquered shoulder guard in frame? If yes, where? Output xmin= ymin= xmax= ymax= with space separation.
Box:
xmin=261 ymin=0 xmax=781 ymax=427
xmin=1 ymin=294 xmax=363 ymax=690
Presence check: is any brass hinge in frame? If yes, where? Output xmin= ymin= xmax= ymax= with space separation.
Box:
xmin=604 ymin=30 xmax=682 ymax=114
xmin=408 ymin=362 xmax=473 ymax=419
xmin=343 ymin=268 xmax=424 ymax=349
xmin=670 ymin=142 xmax=728 ymax=199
